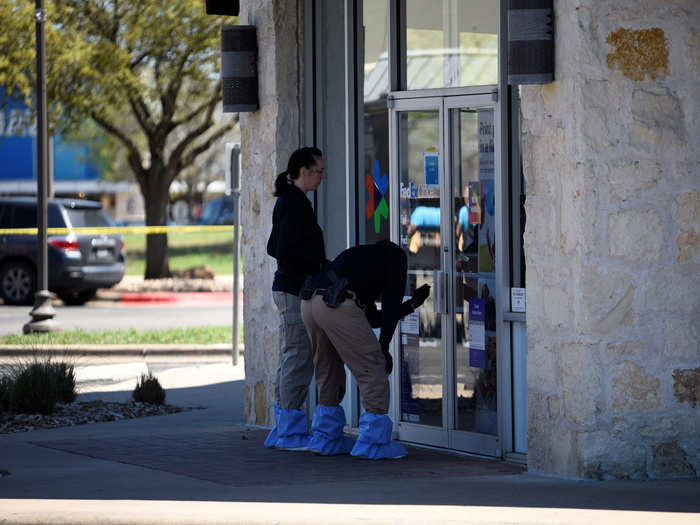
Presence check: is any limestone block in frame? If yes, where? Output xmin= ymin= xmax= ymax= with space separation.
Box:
xmin=651 ymin=441 xmax=697 ymax=478
xmin=579 ymin=80 xmax=624 ymax=152
xmin=549 ymin=427 xmax=579 ymax=477
xmin=675 ymin=190 xmax=700 ymax=264
xmin=672 ymin=367 xmax=699 ymax=408
xmin=607 ymin=161 xmax=661 ymax=202
xmin=526 ymin=390 xmax=550 ymax=473
xmin=577 ymin=266 xmax=635 ymax=334
xmin=664 ymin=319 xmax=699 ymax=362
xmin=559 ymin=166 xmax=599 ymax=253
xmin=254 ymin=380 xmax=266 ymax=425
xmin=639 ymin=415 xmax=694 ymax=441
xmin=543 ymin=285 xmax=571 ymax=329
xmin=524 ymin=195 xmax=559 ymax=252
xmin=527 ymin=345 xmax=557 ymax=391
xmin=642 ymin=271 xmax=699 ymax=313
xmin=559 ymin=343 xmax=602 ymax=427
xmin=608 ymin=209 xmax=663 ymax=262
xmin=607 ymin=341 xmax=644 ymax=357
xmin=611 ymin=360 xmax=661 ymax=412
xmin=579 ymin=431 xmax=648 ymax=480
xmin=629 ymin=88 xmax=684 ymax=154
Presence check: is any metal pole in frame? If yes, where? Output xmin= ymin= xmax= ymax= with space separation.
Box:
xmin=24 ymin=0 xmax=58 ymax=334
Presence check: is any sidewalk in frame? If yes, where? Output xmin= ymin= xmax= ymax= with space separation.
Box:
xmin=1 ymin=361 xmax=698 ymax=524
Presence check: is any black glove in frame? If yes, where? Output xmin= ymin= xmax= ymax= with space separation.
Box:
xmin=381 ymin=345 xmax=393 ymax=374
xmin=410 ymin=284 xmax=431 ymax=310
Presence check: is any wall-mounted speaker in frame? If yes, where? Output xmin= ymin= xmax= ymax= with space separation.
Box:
xmin=206 ymin=0 xmax=239 ymax=16
xmin=221 ymin=25 xmax=258 ymax=113
xmin=508 ymin=0 xmax=554 ymax=84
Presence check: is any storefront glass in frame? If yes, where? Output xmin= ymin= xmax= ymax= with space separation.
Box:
xmin=403 ymin=0 xmax=498 ymax=89
xmin=360 ymin=1 xmax=391 ymax=244
xmin=397 ymin=110 xmax=443 ymax=427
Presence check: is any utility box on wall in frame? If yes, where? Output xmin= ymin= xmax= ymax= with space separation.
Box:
xmin=508 ymin=0 xmax=554 ymax=84
xmin=221 ymin=25 xmax=258 ymax=113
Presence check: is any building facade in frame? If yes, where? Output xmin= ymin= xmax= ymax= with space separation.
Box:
xmin=236 ymin=0 xmax=698 ymax=479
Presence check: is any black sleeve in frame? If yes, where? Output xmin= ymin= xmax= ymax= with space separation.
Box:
xmin=273 ymin=202 xmax=322 ymax=275
xmin=378 ymin=251 xmax=408 ymax=349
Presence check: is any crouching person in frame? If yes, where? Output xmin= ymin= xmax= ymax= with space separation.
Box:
xmin=300 ymin=240 xmax=430 ymax=459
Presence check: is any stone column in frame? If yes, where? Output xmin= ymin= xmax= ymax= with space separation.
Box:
xmin=521 ymin=0 xmax=698 ymax=479
xmin=238 ymin=0 xmax=303 ymax=426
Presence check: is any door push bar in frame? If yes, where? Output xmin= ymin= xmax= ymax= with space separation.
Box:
xmin=433 ymin=270 xmax=448 ymax=315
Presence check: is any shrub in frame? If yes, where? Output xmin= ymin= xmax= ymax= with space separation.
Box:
xmin=132 ymin=373 xmax=166 ymax=405
xmin=0 ymin=375 xmax=13 ymax=413
xmin=12 ymin=363 xmax=57 ymax=414
xmin=0 ymin=355 xmax=77 ymax=415
xmin=52 ymin=362 xmax=76 ymax=403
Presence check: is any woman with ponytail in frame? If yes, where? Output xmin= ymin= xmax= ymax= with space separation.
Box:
xmin=264 ymin=146 xmax=326 ymax=450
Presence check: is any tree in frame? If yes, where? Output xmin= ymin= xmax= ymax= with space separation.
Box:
xmin=0 ymin=1 xmax=237 ymax=278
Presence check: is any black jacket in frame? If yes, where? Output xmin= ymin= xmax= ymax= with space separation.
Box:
xmin=267 ymin=184 xmax=326 ymax=295
xmin=317 ymin=242 xmax=409 ymax=350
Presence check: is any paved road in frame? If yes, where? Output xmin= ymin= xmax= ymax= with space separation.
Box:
xmin=0 ymin=300 xmax=235 ymax=336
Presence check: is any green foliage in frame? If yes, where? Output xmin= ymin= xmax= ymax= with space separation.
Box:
xmin=123 ymin=230 xmax=236 ymax=276
xmin=0 ymin=326 xmax=234 ymax=346
xmin=52 ymin=362 xmax=77 ymax=404
xmin=0 ymin=375 xmax=13 ymax=413
xmin=11 ymin=363 xmax=58 ymax=415
xmin=0 ymin=1 xmax=238 ymax=277
xmin=133 ymin=373 xmax=166 ymax=405
xmin=0 ymin=353 xmax=77 ymax=415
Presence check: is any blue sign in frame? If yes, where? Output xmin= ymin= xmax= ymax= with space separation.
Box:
xmin=424 ymin=152 xmax=438 ymax=186
xmin=0 ymin=88 xmax=100 ymax=182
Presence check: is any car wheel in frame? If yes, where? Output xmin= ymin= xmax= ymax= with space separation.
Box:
xmin=57 ymin=289 xmax=97 ymax=306
xmin=0 ymin=261 xmax=37 ymax=306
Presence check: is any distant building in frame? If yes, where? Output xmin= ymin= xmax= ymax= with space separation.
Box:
xmin=0 ymin=88 xmax=141 ymax=220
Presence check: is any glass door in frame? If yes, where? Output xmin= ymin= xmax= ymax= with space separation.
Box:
xmin=392 ymin=98 xmax=448 ymax=447
xmin=445 ymin=95 xmax=500 ymax=456
xmin=390 ymin=94 xmax=501 ymax=456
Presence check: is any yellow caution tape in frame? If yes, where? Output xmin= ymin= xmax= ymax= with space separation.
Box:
xmin=0 ymin=225 xmax=236 ymax=235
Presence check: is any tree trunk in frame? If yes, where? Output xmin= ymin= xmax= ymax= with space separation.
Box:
xmin=143 ymin=182 xmax=170 ymax=279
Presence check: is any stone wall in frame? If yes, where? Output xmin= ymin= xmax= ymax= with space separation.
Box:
xmin=239 ymin=0 xmax=303 ymax=426
xmin=521 ymin=0 xmax=698 ymax=479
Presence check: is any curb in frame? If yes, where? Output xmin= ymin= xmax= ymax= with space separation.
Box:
xmin=0 ymin=344 xmax=244 ymax=359
xmin=120 ymin=291 xmax=235 ymax=304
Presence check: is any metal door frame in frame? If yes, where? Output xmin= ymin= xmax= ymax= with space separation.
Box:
xmin=389 ymin=91 xmax=505 ymax=457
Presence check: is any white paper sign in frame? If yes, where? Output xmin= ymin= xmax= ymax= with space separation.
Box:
xmin=511 ymin=287 xmax=526 ymax=313
xmin=469 ymin=323 xmax=485 ymax=350
xmin=400 ymin=295 xmax=420 ymax=334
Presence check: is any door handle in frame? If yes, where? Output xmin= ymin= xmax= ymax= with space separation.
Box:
xmin=433 ymin=270 xmax=448 ymax=315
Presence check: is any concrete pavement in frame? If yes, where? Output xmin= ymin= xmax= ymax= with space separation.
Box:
xmin=1 ymin=359 xmax=698 ymax=524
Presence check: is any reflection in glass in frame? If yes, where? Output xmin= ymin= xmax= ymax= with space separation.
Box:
xmin=398 ymin=111 xmax=442 ymax=427
xmin=451 ymin=108 xmax=497 ymax=434
xmin=404 ymin=0 xmax=498 ymax=90
xmin=361 ymin=1 xmax=391 ymax=245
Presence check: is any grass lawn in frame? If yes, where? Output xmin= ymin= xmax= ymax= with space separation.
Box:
xmin=124 ymin=230 xmax=237 ymax=276
xmin=0 ymin=326 xmax=239 ymax=345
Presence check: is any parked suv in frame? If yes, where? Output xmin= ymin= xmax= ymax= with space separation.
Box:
xmin=0 ymin=197 xmax=126 ymax=305
xmin=197 ymin=196 xmax=234 ymax=225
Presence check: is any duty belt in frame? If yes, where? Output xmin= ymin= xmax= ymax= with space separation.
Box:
xmin=311 ymin=287 xmax=366 ymax=311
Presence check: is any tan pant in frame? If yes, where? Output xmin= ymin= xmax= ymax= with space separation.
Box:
xmin=301 ymin=294 xmax=389 ymax=414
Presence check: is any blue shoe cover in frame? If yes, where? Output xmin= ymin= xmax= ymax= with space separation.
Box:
xmin=264 ymin=404 xmax=282 ymax=448
xmin=265 ymin=405 xmax=310 ymax=450
xmin=350 ymin=413 xmax=407 ymax=460
xmin=307 ymin=405 xmax=355 ymax=455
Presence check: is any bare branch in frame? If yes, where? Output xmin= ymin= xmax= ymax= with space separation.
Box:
xmin=90 ymin=112 xmax=144 ymax=178
xmin=175 ymin=120 xmax=237 ymax=179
